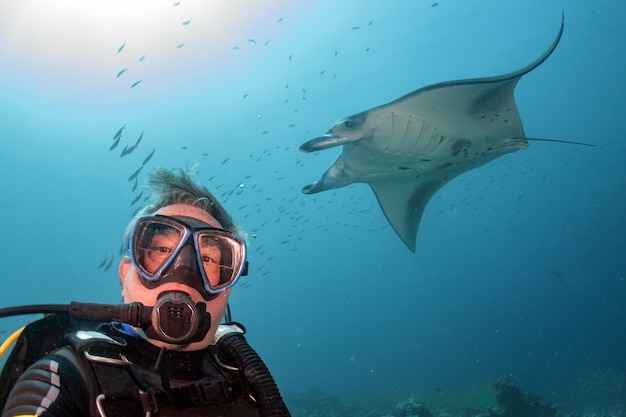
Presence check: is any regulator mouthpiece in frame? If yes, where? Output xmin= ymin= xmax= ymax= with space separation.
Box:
xmin=144 ymin=291 xmax=212 ymax=345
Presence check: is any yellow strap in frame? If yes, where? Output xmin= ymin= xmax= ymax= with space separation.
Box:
xmin=0 ymin=326 xmax=25 ymax=361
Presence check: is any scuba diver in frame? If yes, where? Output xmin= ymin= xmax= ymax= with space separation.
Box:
xmin=0 ymin=167 xmax=291 ymax=417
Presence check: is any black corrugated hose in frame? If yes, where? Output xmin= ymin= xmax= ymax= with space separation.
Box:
xmin=218 ymin=332 xmax=291 ymax=417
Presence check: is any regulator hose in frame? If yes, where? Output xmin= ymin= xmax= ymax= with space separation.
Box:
xmin=217 ymin=332 xmax=291 ymax=417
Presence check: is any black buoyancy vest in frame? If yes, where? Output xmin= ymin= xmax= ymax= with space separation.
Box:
xmin=1 ymin=314 xmax=291 ymax=417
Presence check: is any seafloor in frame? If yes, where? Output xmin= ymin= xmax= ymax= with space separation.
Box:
xmin=283 ymin=377 xmax=626 ymax=417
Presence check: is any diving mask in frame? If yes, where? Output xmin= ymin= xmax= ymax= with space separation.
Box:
xmin=129 ymin=214 xmax=247 ymax=298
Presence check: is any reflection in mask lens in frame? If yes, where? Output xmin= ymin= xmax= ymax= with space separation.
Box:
xmin=196 ymin=232 xmax=244 ymax=291
xmin=135 ymin=222 xmax=185 ymax=276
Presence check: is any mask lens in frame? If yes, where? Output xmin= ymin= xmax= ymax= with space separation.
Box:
xmin=195 ymin=231 xmax=245 ymax=292
xmin=132 ymin=219 xmax=186 ymax=278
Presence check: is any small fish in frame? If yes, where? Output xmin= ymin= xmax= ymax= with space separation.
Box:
xmin=142 ymin=148 xmax=156 ymax=165
xmin=120 ymin=144 xmax=130 ymax=157
xmin=176 ymin=43 xmax=185 ymax=49
xmin=277 ymin=17 xmax=284 ymax=22
xmin=173 ymin=0 xmax=181 ymax=5
xmin=352 ymin=26 xmax=360 ymax=30
xmin=134 ymin=130 xmax=144 ymax=147
xmin=138 ymin=54 xmax=146 ymax=62
xmin=232 ymin=46 xmax=240 ymax=51
xmin=128 ymin=166 xmax=143 ymax=181
xmin=131 ymin=191 xmax=144 ymax=206
xmin=118 ymin=42 xmax=126 ymax=53
xmin=130 ymin=80 xmax=142 ymax=88
xmin=97 ymin=256 xmax=107 ymax=269
xmin=132 ymin=178 xmax=138 ymax=192
xmin=248 ymin=39 xmax=257 ymax=45
xmin=182 ymin=19 xmax=191 ymax=25
xmin=431 ymin=2 xmax=439 ymax=7
xmin=113 ymin=125 xmax=125 ymax=140
xmin=116 ymin=68 xmax=128 ymax=78
xmin=103 ymin=256 xmax=114 ymax=272
xmin=122 ymin=144 xmax=139 ymax=157
xmin=109 ymin=136 xmax=121 ymax=151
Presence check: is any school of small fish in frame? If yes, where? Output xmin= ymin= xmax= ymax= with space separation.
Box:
xmin=114 ymin=2 xmax=195 ymax=88
xmin=98 ymin=2 xmax=479 ymax=286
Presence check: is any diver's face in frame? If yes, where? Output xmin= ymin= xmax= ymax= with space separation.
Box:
xmin=119 ymin=204 xmax=231 ymax=351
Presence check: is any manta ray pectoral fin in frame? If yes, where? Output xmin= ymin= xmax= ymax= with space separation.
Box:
xmin=300 ymin=134 xmax=360 ymax=153
xmin=301 ymin=155 xmax=354 ymax=194
xmin=369 ymin=179 xmax=446 ymax=253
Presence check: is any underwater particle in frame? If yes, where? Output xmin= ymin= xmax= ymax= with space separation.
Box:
xmin=238 ymin=183 xmax=245 ymax=188
xmin=130 ymin=80 xmax=142 ymax=88
xmin=117 ymin=42 xmax=126 ymax=53
xmin=173 ymin=0 xmax=181 ymax=5
xmin=116 ymin=68 xmax=128 ymax=78
xmin=182 ymin=19 xmax=191 ymax=25
xmin=176 ymin=43 xmax=185 ymax=48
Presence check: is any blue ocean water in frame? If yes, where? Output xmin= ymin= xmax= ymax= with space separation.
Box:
xmin=1 ymin=0 xmax=625 ymax=414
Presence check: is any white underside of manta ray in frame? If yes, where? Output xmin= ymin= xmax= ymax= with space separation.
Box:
xmin=300 ymin=14 xmax=588 ymax=252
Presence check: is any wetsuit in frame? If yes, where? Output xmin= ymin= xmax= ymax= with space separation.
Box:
xmin=1 ymin=322 xmax=289 ymax=417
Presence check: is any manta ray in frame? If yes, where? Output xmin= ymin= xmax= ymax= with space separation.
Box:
xmin=300 ymin=15 xmax=585 ymax=252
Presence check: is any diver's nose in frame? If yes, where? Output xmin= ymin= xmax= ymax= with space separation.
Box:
xmin=170 ymin=244 xmax=198 ymax=274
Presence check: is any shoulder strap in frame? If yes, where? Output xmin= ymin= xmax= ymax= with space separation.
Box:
xmin=66 ymin=328 xmax=155 ymax=417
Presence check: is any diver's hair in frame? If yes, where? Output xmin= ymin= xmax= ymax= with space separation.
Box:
xmin=123 ymin=167 xmax=246 ymax=249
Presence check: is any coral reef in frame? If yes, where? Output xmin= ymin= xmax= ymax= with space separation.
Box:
xmin=284 ymin=378 xmax=624 ymax=417
xmin=487 ymin=377 xmax=558 ymax=417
